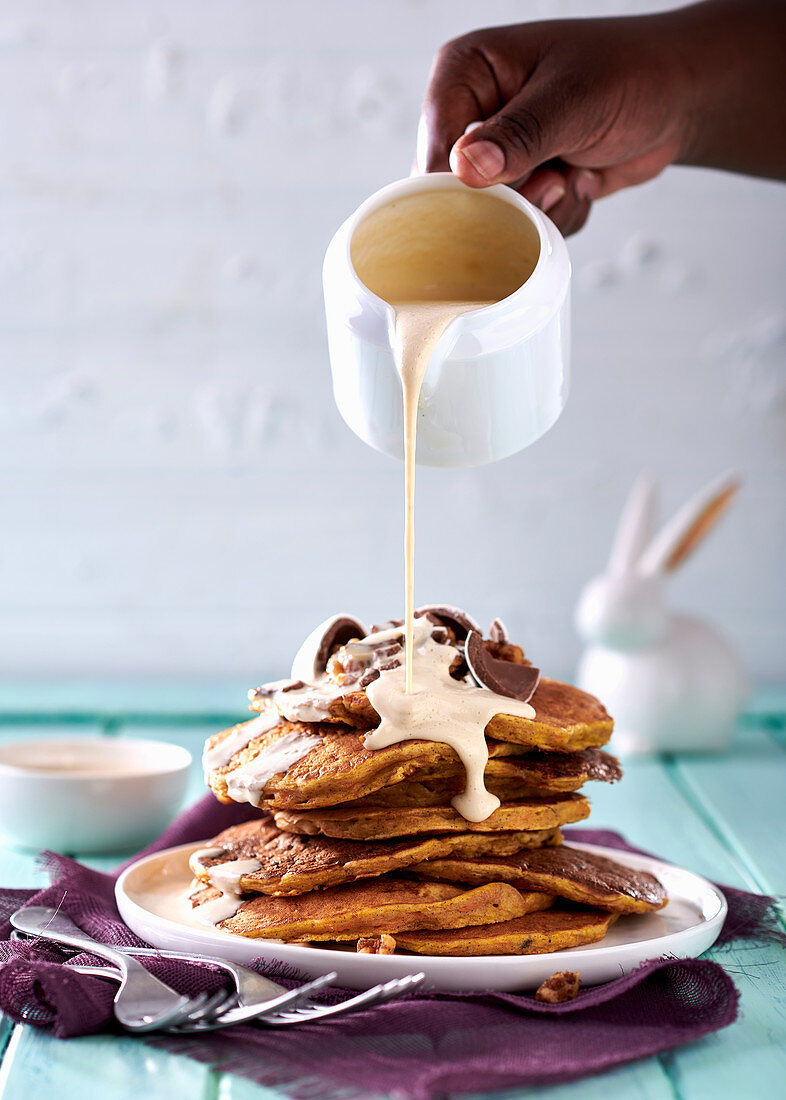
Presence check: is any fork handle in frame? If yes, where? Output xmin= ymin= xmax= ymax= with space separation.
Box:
xmin=68 ymin=964 xmax=122 ymax=982
xmin=12 ymin=906 xmax=134 ymax=975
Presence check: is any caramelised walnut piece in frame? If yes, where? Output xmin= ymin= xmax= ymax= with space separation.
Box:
xmin=484 ymin=639 xmax=529 ymax=665
xmin=326 ymin=637 xmax=404 ymax=685
xmin=357 ymin=934 xmax=397 ymax=955
xmin=535 ymin=971 xmax=581 ymax=1003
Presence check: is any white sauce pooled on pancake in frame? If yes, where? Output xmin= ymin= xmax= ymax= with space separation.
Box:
xmin=223 ymin=729 xmax=322 ymax=806
xmin=203 ymin=706 xmax=282 ymax=780
xmin=245 ymin=615 xmax=538 ymax=823
xmin=364 ymin=619 xmax=535 ymax=822
xmin=272 ymin=684 xmax=343 ymax=724
xmin=188 ymin=851 xmax=262 ymax=926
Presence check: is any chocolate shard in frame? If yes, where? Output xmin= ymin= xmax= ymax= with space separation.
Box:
xmin=488 ymin=618 xmax=509 ymax=644
xmin=465 ymin=630 xmax=540 ymax=703
xmin=314 ymin=617 xmax=367 ymax=674
xmin=291 ymin=614 xmax=368 ymax=683
xmin=414 ymin=605 xmax=480 ymax=644
xmin=370 ymin=618 xmax=404 ymax=634
xmin=250 ymin=678 xmax=301 ymax=699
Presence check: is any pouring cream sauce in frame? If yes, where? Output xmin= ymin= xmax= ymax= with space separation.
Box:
xmin=365 ymin=618 xmax=535 ymax=821
xmin=347 ymin=188 xmax=541 ymax=820
xmin=392 ymin=301 xmax=492 ymax=692
xmin=351 ymin=188 xmax=538 ymax=693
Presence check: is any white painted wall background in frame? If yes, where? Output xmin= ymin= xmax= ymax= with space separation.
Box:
xmin=0 ymin=0 xmax=784 ymax=684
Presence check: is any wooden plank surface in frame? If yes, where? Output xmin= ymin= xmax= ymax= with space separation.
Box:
xmin=0 ymin=1026 xmax=217 ymax=1100
xmin=0 ymin=703 xmax=784 ymax=1100
xmin=668 ymin=728 xmax=786 ymax=898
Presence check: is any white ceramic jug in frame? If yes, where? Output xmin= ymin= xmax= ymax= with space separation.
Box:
xmin=323 ymin=173 xmax=571 ymax=468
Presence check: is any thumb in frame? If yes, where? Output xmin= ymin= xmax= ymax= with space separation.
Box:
xmin=449 ymin=83 xmax=582 ymax=186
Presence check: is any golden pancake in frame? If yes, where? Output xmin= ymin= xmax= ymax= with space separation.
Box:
xmin=329 ymin=777 xmax=540 ymax=810
xmin=486 ymin=679 xmax=613 ymax=750
xmin=192 ymin=878 xmax=549 ymax=941
xmin=273 ymin=794 xmax=590 ymax=840
xmin=394 ymin=907 xmax=618 ymax=956
xmin=192 ymin=817 xmax=562 ymax=896
xmin=208 ymin=721 xmax=528 ymax=811
xmin=334 ymin=748 xmax=622 ymax=811
xmin=411 ymin=844 xmax=667 ymax=914
xmin=248 ymin=677 xmax=611 ymax=752
xmin=408 ymin=747 xmax=621 ymax=793
xmin=483 ymin=747 xmax=621 ymax=789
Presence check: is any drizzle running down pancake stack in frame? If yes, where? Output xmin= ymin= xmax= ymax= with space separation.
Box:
xmin=195 ymin=608 xmax=667 ymax=955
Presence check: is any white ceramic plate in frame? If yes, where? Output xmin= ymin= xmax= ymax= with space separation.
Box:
xmin=115 ymin=841 xmax=727 ymax=992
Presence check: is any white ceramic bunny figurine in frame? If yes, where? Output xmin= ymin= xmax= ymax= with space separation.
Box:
xmin=575 ymin=474 xmax=748 ymax=754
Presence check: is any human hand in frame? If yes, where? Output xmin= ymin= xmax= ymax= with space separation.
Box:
xmin=419 ymin=12 xmax=693 ymax=235
xmin=419 ymin=3 xmax=786 ymax=235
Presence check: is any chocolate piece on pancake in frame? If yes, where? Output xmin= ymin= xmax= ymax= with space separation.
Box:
xmin=486 ymin=678 xmax=613 ymax=751
xmin=488 ymin=618 xmax=508 ymax=644
xmin=410 ymin=844 xmax=667 ymax=914
xmin=290 ymin=614 xmax=368 ymax=681
xmin=395 ymin=908 xmax=618 ymax=956
xmin=209 ymin=720 xmax=533 ymax=812
xmin=465 ymin=630 xmax=540 ymax=703
xmin=194 ymin=878 xmax=550 ymax=941
xmin=414 ymin=605 xmax=480 ymax=644
xmin=191 ymin=818 xmax=563 ymax=896
xmin=273 ymin=794 xmax=590 ymax=840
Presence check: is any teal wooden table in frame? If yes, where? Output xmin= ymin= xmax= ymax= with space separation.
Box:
xmin=0 ymin=684 xmax=784 ymax=1100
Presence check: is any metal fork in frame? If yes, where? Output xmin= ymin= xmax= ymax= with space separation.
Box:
xmin=11 ymin=908 xmax=341 ymax=1030
xmin=66 ymin=964 xmax=426 ymax=1030
xmin=11 ymin=906 xmax=217 ymax=1032
xmin=11 ymin=930 xmax=336 ymax=1020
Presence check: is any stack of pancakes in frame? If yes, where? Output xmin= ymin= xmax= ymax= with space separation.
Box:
xmin=196 ymin=609 xmax=666 ymax=955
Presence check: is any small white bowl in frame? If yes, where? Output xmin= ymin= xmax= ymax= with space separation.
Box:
xmin=0 ymin=736 xmax=192 ymax=854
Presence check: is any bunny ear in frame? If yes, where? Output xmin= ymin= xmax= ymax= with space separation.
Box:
xmin=639 ymin=475 xmax=740 ymax=576
xmin=608 ymin=474 xmax=659 ymax=575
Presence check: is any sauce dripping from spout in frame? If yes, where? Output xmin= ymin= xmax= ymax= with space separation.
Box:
xmin=392 ymin=300 xmax=493 ymax=692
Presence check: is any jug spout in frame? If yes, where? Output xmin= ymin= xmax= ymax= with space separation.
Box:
xmin=323 ymin=173 xmax=571 ymax=468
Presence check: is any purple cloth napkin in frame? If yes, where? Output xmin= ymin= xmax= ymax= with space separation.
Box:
xmin=1 ymin=794 xmax=783 ymax=1100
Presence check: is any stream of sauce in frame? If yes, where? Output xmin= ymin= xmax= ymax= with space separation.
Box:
xmin=392 ymin=300 xmax=493 ymax=692
xmin=350 ymin=188 xmax=539 ymax=702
